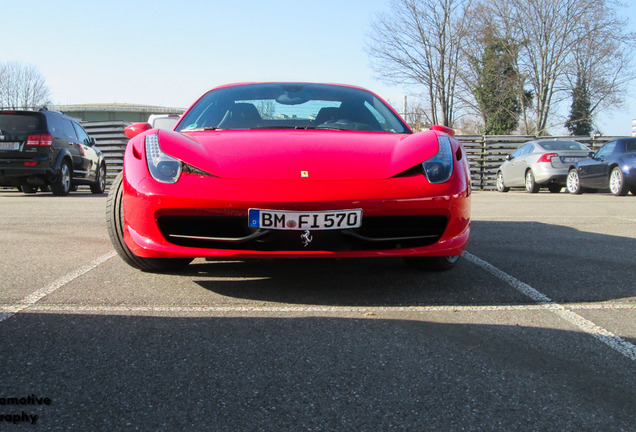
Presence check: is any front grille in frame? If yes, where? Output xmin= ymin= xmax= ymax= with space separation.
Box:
xmin=352 ymin=216 xmax=447 ymax=240
xmin=158 ymin=216 xmax=254 ymax=240
xmin=157 ymin=215 xmax=448 ymax=251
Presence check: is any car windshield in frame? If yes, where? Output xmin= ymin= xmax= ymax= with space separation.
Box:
xmin=625 ymin=139 xmax=636 ymax=152
xmin=538 ymin=141 xmax=588 ymax=151
xmin=176 ymin=83 xmax=410 ymax=133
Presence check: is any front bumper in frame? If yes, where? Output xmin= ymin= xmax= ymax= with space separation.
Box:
xmin=121 ymin=169 xmax=471 ymax=260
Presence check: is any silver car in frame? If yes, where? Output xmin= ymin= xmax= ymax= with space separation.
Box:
xmin=496 ymin=139 xmax=591 ymax=193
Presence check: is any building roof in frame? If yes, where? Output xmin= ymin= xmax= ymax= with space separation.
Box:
xmin=50 ymin=103 xmax=184 ymax=114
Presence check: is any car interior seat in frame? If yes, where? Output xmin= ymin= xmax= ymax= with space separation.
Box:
xmin=218 ymin=103 xmax=262 ymax=129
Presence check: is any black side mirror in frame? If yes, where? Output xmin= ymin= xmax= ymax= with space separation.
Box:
xmin=506 ymin=154 xmax=513 ymax=161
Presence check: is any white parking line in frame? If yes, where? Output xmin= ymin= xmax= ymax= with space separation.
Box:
xmin=463 ymin=252 xmax=636 ymax=361
xmin=616 ymin=216 xmax=636 ymax=223
xmin=0 ymin=251 xmax=116 ymax=323
xmin=7 ymin=303 xmax=636 ymax=314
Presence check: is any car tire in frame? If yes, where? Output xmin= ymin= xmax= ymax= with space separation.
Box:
xmin=90 ymin=164 xmax=106 ymax=194
xmin=404 ymin=255 xmax=460 ymax=271
xmin=566 ymin=169 xmax=583 ymax=194
xmin=609 ymin=167 xmax=629 ymax=196
xmin=106 ymin=172 xmax=192 ymax=273
xmin=51 ymin=160 xmax=72 ymax=196
xmin=22 ymin=184 xmax=37 ymax=194
xmin=496 ymin=171 xmax=509 ymax=193
xmin=548 ymin=185 xmax=562 ymax=193
xmin=525 ymin=170 xmax=540 ymax=193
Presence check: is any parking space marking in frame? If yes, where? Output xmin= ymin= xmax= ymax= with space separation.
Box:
xmin=7 ymin=303 xmax=635 ymax=314
xmin=616 ymin=216 xmax=636 ymax=223
xmin=1 ymin=249 xmax=633 ymax=361
xmin=473 ymin=215 xmax=636 ymax=224
xmin=464 ymin=252 xmax=636 ymax=361
xmin=0 ymin=251 xmax=116 ymax=323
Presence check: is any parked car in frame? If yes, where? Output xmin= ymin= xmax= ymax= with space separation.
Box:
xmin=106 ymin=82 xmax=471 ymax=273
xmin=0 ymin=109 xmax=106 ymax=195
xmin=496 ymin=139 xmax=591 ymax=193
xmin=148 ymin=114 xmax=181 ymax=130
xmin=566 ymin=137 xmax=636 ymax=196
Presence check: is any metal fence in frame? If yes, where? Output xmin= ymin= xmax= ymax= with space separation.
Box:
xmin=83 ymin=121 xmax=621 ymax=190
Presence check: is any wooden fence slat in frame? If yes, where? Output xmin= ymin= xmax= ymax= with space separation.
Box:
xmin=82 ymin=121 xmax=129 ymax=187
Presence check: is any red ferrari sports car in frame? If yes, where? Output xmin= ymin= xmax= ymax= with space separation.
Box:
xmin=106 ymin=83 xmax=471 ymax=272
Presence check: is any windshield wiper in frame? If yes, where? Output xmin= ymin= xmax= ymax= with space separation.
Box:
xmin=182 ymin=126 xmax=223 ymax=131
xmin=249 ymin=125 xmax=307 ymax=130
xmin=249 ymin=125 xmax=352 ymax=131
xmin=312 ymin=126 xmax=350 ymax=131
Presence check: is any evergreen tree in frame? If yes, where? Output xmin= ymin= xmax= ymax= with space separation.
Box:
xmin=473 ymin=34 xmax=521 ymax=135
xmin=566 ymin=73 xmax=593 ymax=136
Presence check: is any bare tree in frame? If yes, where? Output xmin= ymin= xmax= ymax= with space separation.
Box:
xmin=0 ymin=61 xmax=51 ymax=109
xmin=481 ymin=0 xmax=633 ymax=135
xmin=366 ymin=0 xmax=472 ymax=127
xmin=256 ymin=100 xmax=276 ymax=119
xmin=403 ymin=98 xmax=432 ymax=131
xmin=565 ymin=16 xmax=636 ymax=132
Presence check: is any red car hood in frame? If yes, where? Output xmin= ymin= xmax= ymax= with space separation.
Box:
xmin=157 ymin=129 xmax=439 ymax=180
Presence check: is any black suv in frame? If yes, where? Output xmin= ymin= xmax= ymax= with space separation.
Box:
xmin=0 ymin=109 xmax=106 ymax=195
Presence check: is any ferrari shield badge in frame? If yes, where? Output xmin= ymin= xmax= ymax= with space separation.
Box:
xmin=301 ymin=171 xmax=309 ymax=177
xmin=301 ymin=230 xmax=313 ymax=247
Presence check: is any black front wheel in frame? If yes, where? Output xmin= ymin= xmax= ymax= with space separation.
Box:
xmin=106 ymin=172 xmax=192 ymax=272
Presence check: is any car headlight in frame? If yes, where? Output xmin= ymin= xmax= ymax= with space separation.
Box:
xmin=145 ymin=134 xmax=182 ymax=183
xmin=422 ymin=136 xmax=454 ymax=183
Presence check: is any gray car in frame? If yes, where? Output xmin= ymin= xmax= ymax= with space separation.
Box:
xmin=496 ymin=139 xmax=591 ymax=193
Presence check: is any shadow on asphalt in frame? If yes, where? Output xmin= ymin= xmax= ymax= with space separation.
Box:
xmin=1 ymin=313 xmax=634 ymax=431
xmin=185 ymin=221 xmax=635 ymax=306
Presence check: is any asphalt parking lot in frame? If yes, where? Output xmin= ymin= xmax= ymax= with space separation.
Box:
xmin=0 ymin=188 xmax=634 ymax=431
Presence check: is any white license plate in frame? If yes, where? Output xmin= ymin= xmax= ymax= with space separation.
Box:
xmin=249 ymin=209 xmax=362 ymax=230
xmin=562 ymin=157 xmax=581 ymax=163
xmin=0 ymin=142 xmax=20 ymax=151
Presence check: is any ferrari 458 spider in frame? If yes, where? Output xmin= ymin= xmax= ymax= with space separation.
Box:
xmin=106 ymin=83 xmax=471 ymax=272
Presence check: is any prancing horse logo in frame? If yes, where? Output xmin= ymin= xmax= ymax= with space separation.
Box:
xmin=301 ymin=171 xmax=309 ymax=177
xmin=300 ymin=230 xmax=313 ymax=247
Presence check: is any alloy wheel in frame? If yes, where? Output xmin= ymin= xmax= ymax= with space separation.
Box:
xmin=61 ymin=164 xmax=70 ymax=191
xmin=609 ymin=168 xmax=627 ymax=196
xmin=567 ymin=169 xmax=581 ymax=194
xmin=496 ymin=172 xmax=508 ymax=192
xmin=525 ymin=170 xmax=539 ymax=193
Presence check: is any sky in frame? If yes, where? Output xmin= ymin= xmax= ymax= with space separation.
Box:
xmin=2 ymin=0 xmax=635 ymax=136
